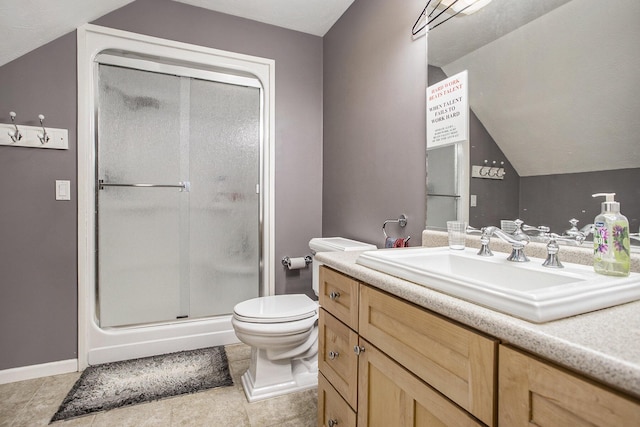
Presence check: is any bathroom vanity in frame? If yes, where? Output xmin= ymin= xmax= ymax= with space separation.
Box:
xmin=315 ymin=250 xmax=640 ymax=426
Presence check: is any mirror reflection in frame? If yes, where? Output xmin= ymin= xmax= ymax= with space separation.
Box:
xmin=426 ymin=0 xmax=640 ymax=244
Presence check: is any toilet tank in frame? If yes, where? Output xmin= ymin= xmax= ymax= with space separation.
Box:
xmin=308 ymin=237 xmax=377 ymax=295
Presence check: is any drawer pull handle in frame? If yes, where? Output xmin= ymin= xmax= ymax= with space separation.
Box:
xmin=328 ymin=351 xmax=339 ymax=360
xmin=328 ymin=420 xmax=339 ymax=427
xmin=354 ymin=345 xmax=365 ymax=355
xmin=329 ymin=291 xmax=341 ymax=300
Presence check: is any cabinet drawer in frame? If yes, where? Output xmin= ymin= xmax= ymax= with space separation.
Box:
xmin=319 ymin=309 xmax=359 ymax=409
xmin=358 ymin=339 xmax=484 ymax=427
xmin=500 ymin=345 xmax=640 ymax=427
xmin=318 ymin=372 xmax=356 ymax=427
xmin=359 ymin=285 xmax=497 ymax=426
xmin=319 ymin=266 xmax=359 ymax=330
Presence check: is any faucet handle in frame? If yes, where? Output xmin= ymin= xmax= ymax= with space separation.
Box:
xmin=512 ymin=219 xmax=527 ymax=237
xmin=466 ymin=225 xmax=481 ymax=235
xmin=569 ymin=218 xmax=580 ymax=231
xmin=511 ymin=219 xmax=532 ymax=244
xmin=580 ymin=223 xmax=595 ymax=236
xmin=476 ymin=226 xmax=496 ymax=257
xmin=542 ymin=236 xmax=564 ymax=268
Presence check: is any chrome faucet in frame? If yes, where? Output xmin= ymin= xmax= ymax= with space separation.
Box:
xmin=469 ymin=219 xmax=531 ymax=262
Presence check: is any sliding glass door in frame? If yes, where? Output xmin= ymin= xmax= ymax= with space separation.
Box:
xmin=96 ymin=63 xmax=260 ymax=327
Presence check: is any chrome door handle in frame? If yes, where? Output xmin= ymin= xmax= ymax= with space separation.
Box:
xmin=328 ymin=351 xmax=339 ymax=360
xmin=329 ymin=291 xmax=340 ymax=300
xmin=354 ymin=345 xmax=365 ymax=355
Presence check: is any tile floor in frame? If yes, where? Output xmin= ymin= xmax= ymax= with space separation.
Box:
xmin=0 ymin=344 xmax=317 ymax=427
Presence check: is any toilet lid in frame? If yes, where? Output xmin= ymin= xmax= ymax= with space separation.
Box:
xmin=233 ymin=294 xmax=318 ymax=323
xmin=309 ymin=237 xmax=378 ymax=252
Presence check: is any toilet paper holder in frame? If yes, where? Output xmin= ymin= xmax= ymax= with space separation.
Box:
xmin=281 ymin=255 xmax=313 ymax=269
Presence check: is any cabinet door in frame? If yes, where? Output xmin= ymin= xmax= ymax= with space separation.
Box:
xmin=357 ymin=339 xmax=483 ymax=427
xmin=359 ymin=285 xmax=497 ymax=426
xmin=319 ymin=266 xmax=360 ymax=330
xmin=318 ymin=372 xmax=357 ymax=427
xmin=500 ymin=345 xmax=640 ymax=426
xmin=319 ymin=308 xmax=359 ymax=409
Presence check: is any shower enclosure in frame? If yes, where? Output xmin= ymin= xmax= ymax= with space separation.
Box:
xmin=96 ymin=62 xmax=260 ymax=327
xmin=77 ymin=25 xmax=275 ymax=368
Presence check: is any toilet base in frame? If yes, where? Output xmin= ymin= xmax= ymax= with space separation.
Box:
xmin=240 ymin=349 xmax=318 ymax=402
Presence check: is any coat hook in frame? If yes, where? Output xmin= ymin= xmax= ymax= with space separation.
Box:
xmin=37 ymin=114 xmax=49 ymax=144
xmin=8 ymin=112 xmax=22 ymax=142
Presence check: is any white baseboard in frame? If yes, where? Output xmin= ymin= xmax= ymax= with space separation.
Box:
xmin=0 ymin=359 xmax=78 ymax=384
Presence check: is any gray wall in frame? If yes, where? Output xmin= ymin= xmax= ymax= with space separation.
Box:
xmin=520 ymin=169 xmax=640 ymax=236
xmin=323 ymin=0 xmax=427 ymax=247
xmin=0 ymin=33 xmax=78 ymax=371
xmin=0 ymin=0 xmax=323 ymax=370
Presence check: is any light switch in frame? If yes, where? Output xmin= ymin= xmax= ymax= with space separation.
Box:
xmin=470 ymin=194 xmax=477 ymax=207
xmin=56 ymin=180 xmax=71 ymax=201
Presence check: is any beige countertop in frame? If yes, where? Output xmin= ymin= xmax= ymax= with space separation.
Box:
xmin=315 ymin=244 xmax=640 ymax=399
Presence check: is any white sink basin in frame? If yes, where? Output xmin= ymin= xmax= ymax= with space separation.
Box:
xmin=356 ymin=247 xmax=640 ymax=322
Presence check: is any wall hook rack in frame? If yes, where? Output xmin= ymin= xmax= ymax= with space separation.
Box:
xmin=0 ymin=112 xmax=68 ymax=149
xmin=472 ymin=160 xmax=505 ymax=180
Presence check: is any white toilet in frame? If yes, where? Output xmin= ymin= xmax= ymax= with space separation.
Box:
xmin=231 ymin=237 xmax=377 ymax=402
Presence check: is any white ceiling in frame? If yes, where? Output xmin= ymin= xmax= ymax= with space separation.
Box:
xmin=0 ymin=0 xmax=354 ymax=67
xmin=175 ymin=0 xmax=355 ymax=36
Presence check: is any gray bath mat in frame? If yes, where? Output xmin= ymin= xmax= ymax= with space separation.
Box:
xmin=50 ymin=346 xmax=233 ymax=423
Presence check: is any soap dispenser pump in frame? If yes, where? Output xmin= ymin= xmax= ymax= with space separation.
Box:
xmin=592 ymin=193 xmax=630 ymax=277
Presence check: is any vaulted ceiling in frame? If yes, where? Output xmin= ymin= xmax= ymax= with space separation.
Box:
xmin=0 ymin=0 xmax=354 ymax=67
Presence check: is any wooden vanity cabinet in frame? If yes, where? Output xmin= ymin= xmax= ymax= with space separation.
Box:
xmin=318 ymin=265 xmax=640 ymax=427
xmin=318 ymin=266 xmax=496 ymax=426
xmin=318 ymin=267 xmax=360 ymax=410
xmin=359 ymin=285 xmax=497 ymax=426
xmin=357 ymin=337 xmax=483 ymax=426
xmin=318 ymin=373 xmax=356 ymax=427
xmin=319 ymin=265 xmax=359 ymax=329
xmin=319 ymin=309 xmax=359 ymax=408
xmin=499 ymin=345 xmax=640 ymax=427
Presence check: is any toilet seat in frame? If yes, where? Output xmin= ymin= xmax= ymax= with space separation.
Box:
xmin=233 ymin=294 xmax=317 ymax=324
xmin=232 ymin=315 xmax=317 ymax=338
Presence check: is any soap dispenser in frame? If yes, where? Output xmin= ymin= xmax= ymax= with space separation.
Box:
xmin=592 ymin=193 xmax=630 ymax=277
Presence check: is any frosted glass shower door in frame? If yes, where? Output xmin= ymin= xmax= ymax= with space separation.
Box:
xmin=97 ymin=63 xmax=261 ymax=328
xmin=97 ymin=65 xmax=184 ymax=327
xmin=188 ymin=79 xmax=260 ymax=318
xmin=427 ymin=144 xmax=460 ymax=229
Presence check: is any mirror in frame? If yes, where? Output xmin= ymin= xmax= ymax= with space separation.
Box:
xmin=426 ymin=0 xmax=640 ymax=244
